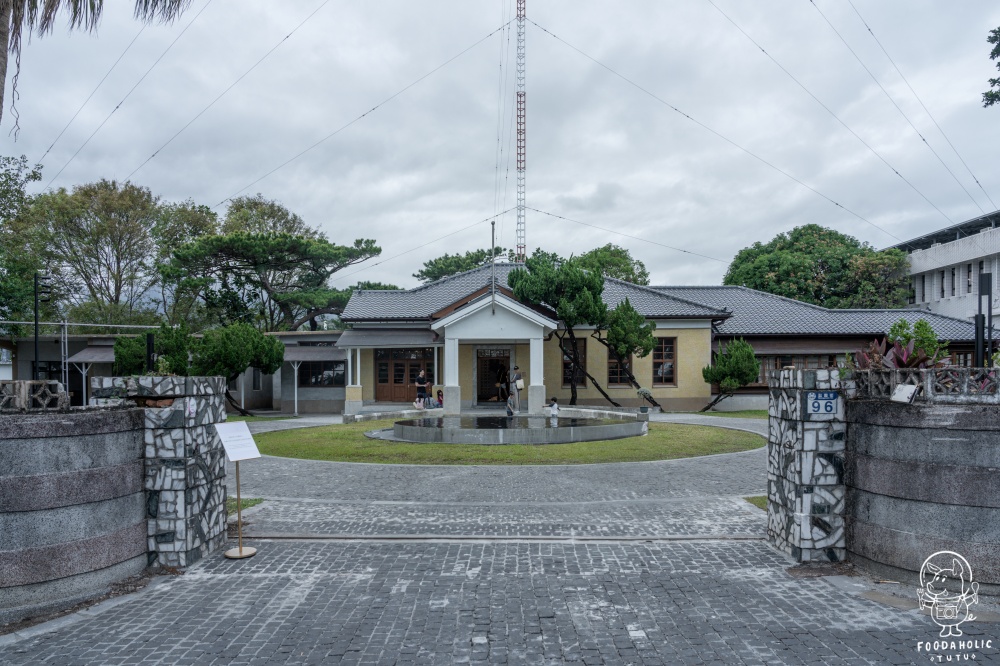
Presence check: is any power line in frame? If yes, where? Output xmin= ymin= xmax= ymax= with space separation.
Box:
xmin=43 ymin=0 xmax=215 ymax=190
xmin=527 ymin=19 xmax=911 ymax=249
xmin=37 ymin=26 xmax=147 ymax=165
xmin=808 ymin=0 xmax=976 ymax=222
xmin=214 ymin=20 xmax=512 ymax=209
xmin=526 ymin=207 xmax=727 ymax=263
xmin=705 ymin=0 xmax=971 ymax=227
xmin=329 ymin=208 xmax=515 ymax=284
xmin=125 ymin=0 xmax=332 ymax=182
xmin=846 ymin=0 xmax=997 ymax=211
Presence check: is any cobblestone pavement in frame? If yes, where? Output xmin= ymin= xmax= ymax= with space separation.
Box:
xmin=240 ymin=497 xmax=765 ymax=539
xmin=7 ymin=414 xmax=993 ymax=664
xmin=5 ymin=541 xmax=996 ymax=665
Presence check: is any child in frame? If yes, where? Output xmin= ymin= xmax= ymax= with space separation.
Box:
xmin=548 ymin=397 xmax=559 ymax=415
xmin=436 ymin=389 xmax=444 ymax=408
xmin=505 ymin=392 xmax=516 ymax=417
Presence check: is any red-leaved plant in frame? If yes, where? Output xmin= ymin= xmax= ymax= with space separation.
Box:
xmin=852 ymin=338 xmax=949 ymax=370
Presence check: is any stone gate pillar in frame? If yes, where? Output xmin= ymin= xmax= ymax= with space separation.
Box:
xmin=767 ymin=368 xmax=852 ymax=562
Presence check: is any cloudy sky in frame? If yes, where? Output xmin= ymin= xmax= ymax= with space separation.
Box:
xmin=4 ymin=0 xmax=1000 ymax=289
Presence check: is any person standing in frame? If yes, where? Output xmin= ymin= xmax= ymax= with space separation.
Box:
xmin=414 ymin=369 xmax=428 ymax=409
xmin=510 ymin=365 xmax=523 ymax=413
xmin=496 ymin=364 xmax=510 ymax=402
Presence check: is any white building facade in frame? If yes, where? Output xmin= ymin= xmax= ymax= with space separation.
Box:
xmin=891 ymin=211 xmax=1000 ymax=321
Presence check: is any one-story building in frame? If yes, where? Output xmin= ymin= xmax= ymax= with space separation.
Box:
xmin=4 ymin=265 xmax=977 ymax=413
xmin=654 ymin=285 xmax=977 ymax=409
xmin=338 ymin=263 xmax=731 ymax=414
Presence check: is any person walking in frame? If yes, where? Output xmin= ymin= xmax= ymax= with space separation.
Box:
xmin=510 ymin=365 xmax=523 ymax=413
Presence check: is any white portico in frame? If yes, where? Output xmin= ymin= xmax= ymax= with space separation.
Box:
xmin=431 ymin=292 xmax=556 ymax=415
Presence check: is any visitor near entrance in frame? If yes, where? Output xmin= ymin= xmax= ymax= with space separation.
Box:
xmin=497 ymin=364 xmax=510 ymax=402
xmin=414 ymin=370 xmax=428 ymax=409
xmin=510 ymin=365 xmax=523 ymax=413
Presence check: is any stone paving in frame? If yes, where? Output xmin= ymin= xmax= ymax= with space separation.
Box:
xmin=3 ymin=413 xmax=998 ymax=664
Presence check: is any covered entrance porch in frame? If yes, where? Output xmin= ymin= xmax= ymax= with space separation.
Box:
xmin=433 ymin=292 xmax=557 ymax=415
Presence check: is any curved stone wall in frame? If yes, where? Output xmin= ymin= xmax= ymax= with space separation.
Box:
xmin=845 ymin=401 xmax=1000 ymax=594
xmin=0 ymin=409 xmax=147 ymax=623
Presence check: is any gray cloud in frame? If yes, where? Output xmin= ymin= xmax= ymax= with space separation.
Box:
xmin=4 ymin=0 xmax=1000 ymax=290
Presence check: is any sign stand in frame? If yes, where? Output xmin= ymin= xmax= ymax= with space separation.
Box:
xmin=225 ymin=460 xmax=256 ymax=559
xmin=215 ymin=421 xmax=262 ymax=560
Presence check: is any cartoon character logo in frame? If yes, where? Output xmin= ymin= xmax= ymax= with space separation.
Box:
xmin=918 ymin=551 xmax=979 ymax=637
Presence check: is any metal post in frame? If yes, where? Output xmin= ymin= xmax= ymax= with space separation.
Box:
xmin=291 ymin=361 xmax=301 ymax=416
xmin=33 ymin=273 xmax=39 ymax=381
xmin=980 ymin=273 xmax=993 ymax=367
xmin=146 ymin=333 xmax=155 ymax=373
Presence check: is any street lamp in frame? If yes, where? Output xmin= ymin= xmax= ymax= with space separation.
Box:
xmin=33 ymin=272 xmax=51 ymax=380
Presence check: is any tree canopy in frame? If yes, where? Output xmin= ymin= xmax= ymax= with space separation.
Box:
xmin=723 ymin=224 xmax=909 ymax=309
xmin=984 ymin=27 xmax=1000 ymax=107
xmin=701 ymin=338 xmax=760 ymax=411
xmin=0 ymin=155 xmax=44 ymax=334
xmin=22 ymin=179 xmax=217 ymax=328
xmin=576 ymin=244 xmax=650 ymax=285
xmin=167 ymin=232 xmax=380 ymax=331
xmin=413 ymin=247 xmax=507 ymax=283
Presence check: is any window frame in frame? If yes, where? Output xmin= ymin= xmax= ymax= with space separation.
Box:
xmin=606 ymin=353 xmax=633 ymax=387
xmin=296 ymin=360 xmax=346 ymax=388
xmin=652 ymin=337 xmax=677 ymax=387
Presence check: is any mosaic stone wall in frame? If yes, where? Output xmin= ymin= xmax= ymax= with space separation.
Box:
xmin=92 ymin=377 xmax=228 ymax=568
xmin=767 ymin=368 xmax=855 ymax=563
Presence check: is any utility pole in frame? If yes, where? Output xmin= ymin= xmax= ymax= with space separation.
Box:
xmin=515 ymin=0 xmax=526 ymax=262
xmin=33 ymin=272 xmax=51 ymax=380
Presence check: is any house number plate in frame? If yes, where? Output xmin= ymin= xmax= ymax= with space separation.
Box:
xmin=806 ymin=391 xmax=838 ymax=414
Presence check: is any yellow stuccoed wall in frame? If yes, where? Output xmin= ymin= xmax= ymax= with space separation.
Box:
xmin=360 ymin=349 xmax=375 ymax=401
xmin=542 ymin=327 xmax=712 ymax=409
xmin=459 ymin=345 xmax=475 ymax=402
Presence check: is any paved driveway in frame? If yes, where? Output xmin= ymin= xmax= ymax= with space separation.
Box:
xmin=3 ymin=414 xmax=997 ymax=665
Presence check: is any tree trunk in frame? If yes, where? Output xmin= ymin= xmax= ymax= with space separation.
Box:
xmin=699 ymin=391 xmax=732 ymax=412
xmin=225 ymin=372 xmax=253 ymax=416
xmin=0 ymin=1 xmax=11 ymax=127
xmin=590 ymin=332 xmax=662 ymax=409
xmin=559 ymin=330 xmax=580 ymax=405
xmin=557 ymin=330 xmax=621 ymax=408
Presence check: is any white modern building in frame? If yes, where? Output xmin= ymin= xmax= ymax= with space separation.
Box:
xmin=889 ymin=210 xmax=1000 ymax=321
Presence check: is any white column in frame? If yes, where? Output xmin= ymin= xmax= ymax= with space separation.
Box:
xmin=434 ymin=346 xmax=439 ymax=383
xmin=291 ymin=361 xmax=301 ymax=416
xmin=445 ymin=338 xmax=459 ymax=385
xmin=529 ymin=338 xmax=543 ymax=384
xmin=443 ymin=336 xmax=461 ymax=415
xmin=527 ymin=337 xmax=545 ymax=415
xmin=347 ymin=347 xmax=354 ymax=385
xmin=356 ymin=348 xmax=362 ymax=384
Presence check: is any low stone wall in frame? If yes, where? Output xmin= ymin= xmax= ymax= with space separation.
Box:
xmin=0 ymin=377 xmax=228 ymax=624
xmin=846 ymin=400 xmax=1000 ymax=594
xmin=0 ymin=409 xmax=147 ymax=623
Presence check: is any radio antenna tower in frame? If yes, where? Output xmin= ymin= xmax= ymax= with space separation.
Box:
xmin=515 ymin=0 xmax=526 ymax=262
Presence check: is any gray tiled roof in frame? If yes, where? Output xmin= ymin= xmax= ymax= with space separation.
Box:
xmin=653 ymin=286 xmax=976 ymax=341
xmin=342 ymin=264 xmax=729 ymax=321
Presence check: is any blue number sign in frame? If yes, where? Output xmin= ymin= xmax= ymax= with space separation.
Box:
xmin=806 ymin=391 xmax=838 ymax=415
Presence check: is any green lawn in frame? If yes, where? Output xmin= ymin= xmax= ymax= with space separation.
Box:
xmin=226 ymin=497 xmax=263 ymax=517
xmin=253 ymin=419 xmax=765 ymax=465
xmin=744 ymin=495 xmax=768 ymax=511
xmin=698 ymin=410 xmax=768 ymax=419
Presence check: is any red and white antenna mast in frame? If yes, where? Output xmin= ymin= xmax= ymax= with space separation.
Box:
xmin=515 ymin=0 xmax=526 ymax=262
